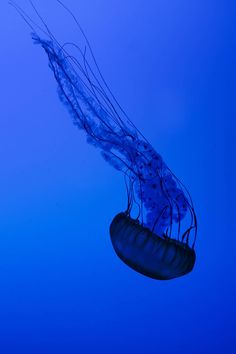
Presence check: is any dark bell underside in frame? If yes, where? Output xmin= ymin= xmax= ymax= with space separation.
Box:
xmin=110 ymin=213 xmax=196 ymax=280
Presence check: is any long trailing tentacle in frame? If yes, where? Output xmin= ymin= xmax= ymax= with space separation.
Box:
xmin=11 ymin=0 xmax=197 ymax=247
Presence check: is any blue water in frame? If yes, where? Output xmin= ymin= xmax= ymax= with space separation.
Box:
xmin=0 ymin=1 xmax=235 ymax=353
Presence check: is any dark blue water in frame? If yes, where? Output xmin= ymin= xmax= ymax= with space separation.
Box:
xmin=0 ymin=1 xmax=235 ymax=353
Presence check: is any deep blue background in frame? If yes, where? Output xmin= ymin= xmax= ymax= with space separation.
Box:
xmin=0 ymin=1 xmax=235 ymax=353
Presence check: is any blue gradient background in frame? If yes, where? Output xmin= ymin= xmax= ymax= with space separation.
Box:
xmin=0 ymin=1 xmax=235 ymax=353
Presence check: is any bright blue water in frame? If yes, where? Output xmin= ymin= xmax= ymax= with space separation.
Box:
xmin=0 ymin=1 xmax=235 ymax=353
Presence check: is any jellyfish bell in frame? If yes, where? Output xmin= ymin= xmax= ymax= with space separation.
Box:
xmin=110 ymin=213 xmax=196 ymax=280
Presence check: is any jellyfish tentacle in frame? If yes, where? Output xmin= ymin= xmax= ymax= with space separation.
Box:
xmin=12 ymin=1 xmax=197 ymax=250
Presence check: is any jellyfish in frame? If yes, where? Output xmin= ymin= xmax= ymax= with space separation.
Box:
xmin=12 ymin=1 xmax=197 ymax=280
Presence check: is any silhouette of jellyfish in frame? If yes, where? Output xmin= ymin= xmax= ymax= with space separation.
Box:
xmin=12 ymin=1 xmax=197 ymax=280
